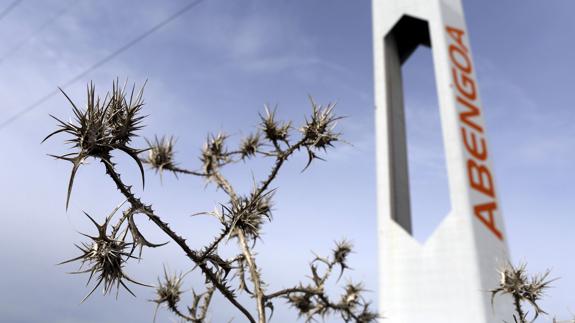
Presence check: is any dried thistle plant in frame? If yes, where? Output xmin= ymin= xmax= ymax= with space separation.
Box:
xmin=59 ymin=210 xmax=149 ymax=302
xmin=43 ymin=80 xmax=147 ymax=209
xmin=301 ymin=97 xmax=341 ymax=151
xmin=260 ymin=105 xmax=290 ymax=144
xmin=45 ymin=80 xmax=377 ymax=323
xmin=239 ymin=132 xmax=261 ymax=160
xmin=143 ymin=136 xmax=177 ymax=180
xmin=153 ymin=266 xmax=184 ymax=311
xmin=277 ymin=240 xmax=378 ymax=322
xmin=491 ymin=262 xmax=556 ymax=323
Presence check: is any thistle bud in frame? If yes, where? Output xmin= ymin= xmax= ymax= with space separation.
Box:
xmin=239 ymin=133 xmax=261 ymax=159
xmin=260 ymin=105 xmax=290 ymax=142
xmin=59 ymin=212 xmax=147 ymax=302
xmin=301 ymin=99 xmax=341 ymax=150
xmin=144 ymin=136 xmax=176 ymax=175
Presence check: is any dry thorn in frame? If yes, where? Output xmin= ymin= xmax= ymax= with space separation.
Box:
xmin=46 ymin=80 xmax=373 ymax=323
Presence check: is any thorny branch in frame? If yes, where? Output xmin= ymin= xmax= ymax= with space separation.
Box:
xmin=264 ymin=240 xmax=378 ymax=323
xmin=45 ymin=80 xmax=377 ymax=322
xmin=101 ymin=155 xmax=256 ymax=322
xmin=490 ymin=262 xmax=556 ymax=323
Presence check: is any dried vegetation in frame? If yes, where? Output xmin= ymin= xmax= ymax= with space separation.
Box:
xmin=45 ymin=80 xmax=378 ymax=323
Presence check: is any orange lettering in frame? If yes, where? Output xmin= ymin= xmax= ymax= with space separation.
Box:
xmin=474 ymin=202 xmax=503 ymax=240
xmin=457 ymin=96 xmax=483 ymax=132
xmin=461 ymin=127 xmax=487 ymax=160
xmin=452 ymin=67 xmax=477 ymax=100
xmin=446 ymin=26 xmax=468 ymax=52
xmin=467 ymin=159 xmax=494 ymax=197
xmin=448 ymin=24 xmax=502 ymax=242
xmin=449 ymin=44 xmax=472 ymax=74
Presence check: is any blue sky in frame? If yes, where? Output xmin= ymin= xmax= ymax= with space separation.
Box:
xmin=0 ymin=0 xmax=573 ymax=322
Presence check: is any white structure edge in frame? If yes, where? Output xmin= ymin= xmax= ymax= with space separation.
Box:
xmin=372 ymin=0 xmax=513 ymax=322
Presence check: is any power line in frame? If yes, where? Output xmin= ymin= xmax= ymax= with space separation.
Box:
xmin=0 ymin=0 xmax=79 ymax=66
xmin=0 ymin=0 xmax=207 ymax=132
xmin=0 ymin=0 xmax=23 ymax=21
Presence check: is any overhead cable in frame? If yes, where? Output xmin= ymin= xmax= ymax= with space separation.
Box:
xmin=0 ymin=0 xmax=23 ymax=22
xmin=0 ymin=0 xmax=79 ymax=65
xmin=0 ymin=0 xmax=206 ymax=132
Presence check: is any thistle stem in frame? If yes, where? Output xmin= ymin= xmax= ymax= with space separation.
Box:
xmin=513 ymin=294 xmax=526 ymax=323
xmin=253 ymin=138 xmax=306 ymax=200
xmin=168 ymin=303 xmax=195 ymax=322
xmin=264 ymin=287 xmax=320 ymax=301
xmin=101 ymin=158 xmax=256 ymax=323
xmin=237 ymin=228 xmax=266 ymax=323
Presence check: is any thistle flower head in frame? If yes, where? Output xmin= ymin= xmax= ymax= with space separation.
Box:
xmin=301 ymin=98 xmax=341 ymax=151
xmin=59 ymin=212 xmax=147 ymax=302
xmin=151 ymin=266 xmax=188 ymax=323
xmin=44 ymin=80 xmax=147 ymax=209
xmin=227 ymin=190 xmax=274 ymax=241
xmin=490 ymin=262 xmax=555 ymax=320
xmin=260 ymin=105 xmax=290 ymax=142
xmin=153 ymin=266 xmax=184 ymax=308
xmin=341 ymin=282 xmax=364 ymax=307
xmin=105 ymin=80 xmax=146 ymax=146
xmin=337 ymin=282 xmax=379 ymax=322
xmin=144 ymin=136 xmax=176 ymax=175
xmin=201 ymin=132 xmax=229 ymax=175
xmin=239 ymin=132 xmax=261 ymax=159
xmin=333 ymin=240 xmax=353 ymax=279
xmin=288 ymin=293 xmax=314 ymax=316
xmin=333 ymin=240 xmax=352 ymax=265
xmin=45 ymin=81 xmax=145 ymax=155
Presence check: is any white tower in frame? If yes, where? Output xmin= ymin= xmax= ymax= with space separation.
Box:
xmin=373 ymin=0 xmax=513 ymax=322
